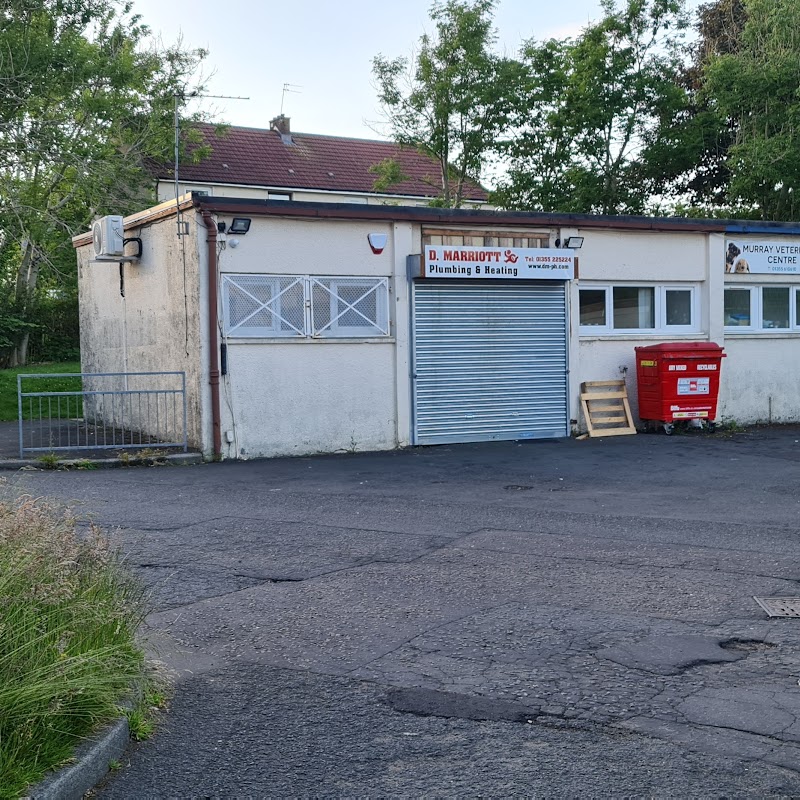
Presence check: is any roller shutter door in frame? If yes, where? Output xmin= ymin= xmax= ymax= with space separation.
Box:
xmin=412 ymin=282 xmax=568 ymax=444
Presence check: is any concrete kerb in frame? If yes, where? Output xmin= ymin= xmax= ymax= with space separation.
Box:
xmin=27 ymin=716 xmax=130 ymax=800
xmin=0 ymin=452 xmax=204 ymax=471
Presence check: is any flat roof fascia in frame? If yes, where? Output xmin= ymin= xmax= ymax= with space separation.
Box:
xmin=73 ymin=194 xmax=800 ymax=245
xmin=194 ymin=197 xmax=800 ymax=235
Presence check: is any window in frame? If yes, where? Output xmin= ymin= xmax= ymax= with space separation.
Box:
xmin=796 ymin=288 xmax=800 ymax=327
xmin=613 ymin=287 xmax=655 ymax=329
xmin=665 ymin=288 xmax=693 ymax=326
xmin=311 ymin=278 xmax=389 ymax=337
xmin=724 ymin=286 xmax=800 ymax=332
xmin=579 ymin=285 xmax=698 ymax=334
xmin=723 ymin=288 xmax=752 ymax=328
xmin=223 ymin=275 xmax=305 ymax=337
xmin=423 ymin=230 xmax=549 ymax=248
xmin=222 ymin=274 xmax=390 ymax=339
xmin=579 ymin=289 xmax=606 ymax=327
xmin=763 ymin=287 xmax=790 ymax=329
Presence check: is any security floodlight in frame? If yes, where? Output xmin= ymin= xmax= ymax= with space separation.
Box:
xmin=229 ymin=218 xmax=251 ymax=234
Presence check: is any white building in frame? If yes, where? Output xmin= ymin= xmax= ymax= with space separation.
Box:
xmin=73 ymin=195 xmax=800 ymax=459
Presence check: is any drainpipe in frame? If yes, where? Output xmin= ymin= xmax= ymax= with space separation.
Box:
xmin=201 ymin=210 xmax=223 ymax=458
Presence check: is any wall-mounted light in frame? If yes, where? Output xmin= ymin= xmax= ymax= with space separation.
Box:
xmin=229 ymin=218 xmax=251 ymax=234
xmin=564 ymin=236 xmax=584 ymax=249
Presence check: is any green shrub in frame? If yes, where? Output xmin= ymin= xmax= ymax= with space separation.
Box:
xmin=25 ymin=296 xmax=80 ymax=365
xmin=0 ymin=295 xmax=80 ymax=368
xmin=0 ymin=490 xmax=147 ymax=797
xmin=0 ymin=304 xmax=38 ymax=365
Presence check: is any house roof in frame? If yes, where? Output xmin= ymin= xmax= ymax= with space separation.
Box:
xmin=160 ymin=122 xmax=489 ymax=202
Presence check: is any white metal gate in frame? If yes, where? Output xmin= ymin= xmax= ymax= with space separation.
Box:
xmin=412 ymin=282 xmax=568 ymax=444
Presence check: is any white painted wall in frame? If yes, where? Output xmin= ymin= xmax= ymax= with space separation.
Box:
xmin=215 ymin=215 xmax=409 ymax=458
xmin=577 ymin=337 xmax=681 ymax=427
xmin=718 ymin=337 xmax=800 ymax=423
xmin=716 ymin=240 xmax=800 ymax=423
xmin=573 ymin=229 xmax=800 ymax=428
xmin=77 ymin=214 xmax=205 ymax=449
xmin=215 ymin=216 xmax=393 ymax=277
xmin=578 ymin=228 xmax=707 ymax=281
xmin=571 ymin=228 xmax=710 ymax=427
xmin=221 ymin=342 xmax=396 ymax=458
xmin=78 ymin=203 xmax=800 ymax=458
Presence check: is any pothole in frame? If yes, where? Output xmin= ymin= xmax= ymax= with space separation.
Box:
xmin=232 ymin=574 xmax=303 ymax=583
xmin=596 ymin=634 xmax=745 ymax=675
xmin=720 ymin=638 xmax=777 ymax=653
xmin=765 ymin=485 xmax=798 ymax=496
xmin=387 ymin=687 xmax=535 ymax=723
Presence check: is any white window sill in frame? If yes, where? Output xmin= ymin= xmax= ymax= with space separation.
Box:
xmin=579 ymin=332 xmax=705 ymax=341
xmin=723 ymin=331 xmax=800 ymax=339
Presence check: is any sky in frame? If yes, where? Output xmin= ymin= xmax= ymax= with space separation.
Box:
xmin=132 ymin=0 xmax=705 ymax=141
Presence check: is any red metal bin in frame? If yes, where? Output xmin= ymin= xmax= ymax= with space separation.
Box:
xmin=635 ymin=342 xmax=725 ymax=434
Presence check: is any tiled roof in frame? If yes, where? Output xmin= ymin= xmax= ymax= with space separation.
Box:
xmin=161 ymin=123 xmax=488 ymax=202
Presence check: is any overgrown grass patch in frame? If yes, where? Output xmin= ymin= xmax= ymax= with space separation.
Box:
xmin=0 ymin=487 xmax=147 ymax=797
xmin=0 ymin=361 xmax=81 ymax=422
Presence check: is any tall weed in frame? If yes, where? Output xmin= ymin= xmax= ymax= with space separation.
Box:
xmin=0 ymin=491 xmax=146 ymax=797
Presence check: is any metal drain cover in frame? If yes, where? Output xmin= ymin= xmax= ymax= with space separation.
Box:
xmin=753 ymin=597 xmax=800 ymax=618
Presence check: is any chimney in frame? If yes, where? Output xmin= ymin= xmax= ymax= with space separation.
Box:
xmin=270 ymin=115 xmax=291 ymax=137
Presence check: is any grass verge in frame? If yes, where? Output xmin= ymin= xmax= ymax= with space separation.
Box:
xmin=0 ymin=486 xmax=148 ymax=798
xmin=0 ymin=361 xmax=81 ymax=422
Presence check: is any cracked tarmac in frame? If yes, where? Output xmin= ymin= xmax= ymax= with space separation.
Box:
xmin=9 ymin=426 xmax=800 ymax=796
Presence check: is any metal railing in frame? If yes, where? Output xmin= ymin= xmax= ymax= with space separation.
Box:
xmin=17 ymin=371 xmax=188 ymax=458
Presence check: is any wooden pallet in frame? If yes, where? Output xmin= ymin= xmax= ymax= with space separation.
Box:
xmin=580 ymin=380 xmax=637 ymax=438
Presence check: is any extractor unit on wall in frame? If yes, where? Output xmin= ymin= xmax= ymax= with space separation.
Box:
xmin=92 ymin=215 xmax=125 ymax=259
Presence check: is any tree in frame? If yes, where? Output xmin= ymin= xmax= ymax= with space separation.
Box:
xmin=372 ymin=0 xmax=523 ymax=207
xmin=634 ymin=0 xmax=747 ymax=215
xmin=494 ymin=0 xmax=689 ymax=215
xmin=490 ymin=38 xmax=586 ymax=212
xmin=0 ymin=0 xmax=207 ymax=365
xmin=703 ymin=0 xmax=800 ymax=220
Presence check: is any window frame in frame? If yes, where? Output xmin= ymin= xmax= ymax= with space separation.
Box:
xmin=311 ymin=277 xmax=390 ymax=338
xmin=221 ymin=274 xmax=391 ymax=340
xmin=796 ymin=287 xmax=800 ymax=331
xmin=221 ymin=275 xmax=306 ymax=338
xmin=724 ymin=285 xmax=800 ymax=333
xmin=423 ymin=229 xmax=550 ymax=248
xmin=723 ymin=286 xmax=755 ymax=331
xmin=578 ymin=284 xmax=700 ymax=335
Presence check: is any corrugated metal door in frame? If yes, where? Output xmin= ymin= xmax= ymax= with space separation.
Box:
xmin=412 ymin=282 xmax=568 ymax=444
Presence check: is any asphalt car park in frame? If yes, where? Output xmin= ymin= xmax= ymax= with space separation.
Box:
xmin=11 ymin=427 xmax=800 ymax=797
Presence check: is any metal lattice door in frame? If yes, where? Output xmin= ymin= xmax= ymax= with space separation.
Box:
xmin=412 ymin=282 xmax=568 ymax=445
